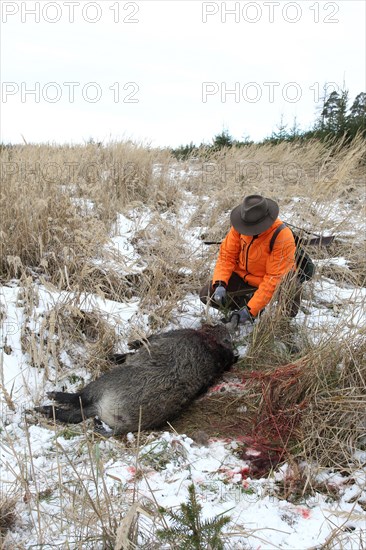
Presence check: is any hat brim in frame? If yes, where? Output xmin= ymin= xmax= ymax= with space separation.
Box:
xmin=230 ymin=198 xmax=279 ymax=235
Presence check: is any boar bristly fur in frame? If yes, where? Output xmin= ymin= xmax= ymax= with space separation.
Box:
xmin=36 ymin=324 xmax=235 ymax=435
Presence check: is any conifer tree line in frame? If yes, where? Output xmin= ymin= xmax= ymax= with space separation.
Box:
xmin=171 ymin=87 xmax=366 ymax=159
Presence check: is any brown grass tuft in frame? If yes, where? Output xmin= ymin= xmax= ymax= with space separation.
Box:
xmin=0 ymin=493 xmax=17 ymax=541
xmin=240 ymin=333 xmax=366 ymax=469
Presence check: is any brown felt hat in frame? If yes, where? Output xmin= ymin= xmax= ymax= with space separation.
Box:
xmin=230 ymin=194 xmax=279 ymax=236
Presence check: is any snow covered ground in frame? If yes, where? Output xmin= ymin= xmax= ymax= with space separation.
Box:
xmin=1 ymin=184 xmax=365 ymax=549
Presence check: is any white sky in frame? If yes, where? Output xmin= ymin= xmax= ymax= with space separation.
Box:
xmin=1 ymin=0 xmax=365 ymax=147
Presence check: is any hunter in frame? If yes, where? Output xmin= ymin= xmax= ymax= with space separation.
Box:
xmin=200 ymin=194 xmax=301 ymax=324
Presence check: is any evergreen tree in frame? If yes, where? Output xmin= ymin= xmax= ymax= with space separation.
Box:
xmin=289 ymin=116 xmax=302 ymax=140
xmin=170 ymin=86 xmax=365 ymax=151
xmin=212 ymin=129 xmax=233 ymax=149
xmin=157 ymin=483 xmax=231 ymax=549
xmin=264 ymin=114 xmax=291 ymax=144
xmin=349 ymin=92 xmax=366 ymax=119
xmin=320 ymin=89 xmax=349 ymax=136
xmin=272 ymin=114 xmax=289 ymax=141
xmin=347 ymin=92 xmax=366 ymax=138
xmin=171 ymin=141 xmax=198 ymax=160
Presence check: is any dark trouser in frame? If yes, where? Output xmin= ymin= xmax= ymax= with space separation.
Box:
xmin=199 ymin=272 xmax=302 ymax=318
xmin=199 ymin=272 xmax=257 ymax=311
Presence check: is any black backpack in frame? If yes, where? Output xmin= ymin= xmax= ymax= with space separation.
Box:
xmin=269 ymin=223 xmax=316 ymax=283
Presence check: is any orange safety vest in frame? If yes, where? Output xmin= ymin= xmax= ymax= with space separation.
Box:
xmin=212 ymin=218 xmax=296 ymax=317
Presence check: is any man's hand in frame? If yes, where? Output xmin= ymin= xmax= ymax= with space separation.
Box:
xmin=212 ymin=284 xmax=227 ymax=306
xmin=229 ymin=307 xmax=253 ymax=325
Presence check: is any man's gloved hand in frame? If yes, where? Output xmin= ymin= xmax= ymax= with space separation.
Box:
xmin=212 ymin=283 xmax=227 ymax=306
xmin=229 ymin=307 xmax=253 ymax=325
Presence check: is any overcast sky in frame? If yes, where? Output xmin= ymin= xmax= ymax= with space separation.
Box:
xmin=1 ymin=1 xmax=365 ymax=147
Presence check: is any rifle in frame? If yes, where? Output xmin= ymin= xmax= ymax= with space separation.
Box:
xmin=202 ymin=223 xmax=335 ymax=247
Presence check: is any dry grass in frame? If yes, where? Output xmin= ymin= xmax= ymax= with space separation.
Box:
xmin=0 ymin=493 xmax=17 ymax=543
xmin=3 ymin=137 xmax=364 ymax=290
xmin=170 ymin=382 xmax=255 ymax=440
xmin=173 ymin=329 xmax=365 ymax=470
xmin=1 ymin=137 xmax=365 ymax=546
xmin=19 ymin=293 xmax=122 ymax=397
xmin=237 ymin=332 xmax=366 ymax=470
xmin=0 ymin=142 xmax=172 ymax=288
xmin=299 ymin=334 xmax=366 ymax=469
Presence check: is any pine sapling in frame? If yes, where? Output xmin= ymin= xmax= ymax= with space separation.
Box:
xmin=157 ymin=482 xmax=231 ymax=549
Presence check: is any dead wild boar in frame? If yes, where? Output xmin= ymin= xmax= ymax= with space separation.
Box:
xmin=36 ymin=324 xmax=236 ymax=435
